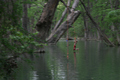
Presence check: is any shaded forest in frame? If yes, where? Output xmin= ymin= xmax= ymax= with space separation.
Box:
xmin=0 ymin=0 xmax=120 ymax=79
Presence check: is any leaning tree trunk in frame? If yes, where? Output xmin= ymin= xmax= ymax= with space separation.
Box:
xmin=47 ymin=0 xmax=80 ymax=43
xmin=35 ymin=0 xmax=59 ymax=52
xmin=80 ymin=0 xmax=115 ymax=46
xmin=47 ymin=11 xmax=81 ymax=43
xmin=36 ymin=0 xmax=60 ymax=42
xmin=53 ymin=0 xmax=72 ymax=31
xmin=22 ymin=0 xmax=28 ymax=32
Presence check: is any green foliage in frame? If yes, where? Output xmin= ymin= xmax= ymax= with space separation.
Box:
xmin=0 ymin=0 xmax=45 ymax=78
xmin=69 ymin=19 xmax=84 ymax=37
xmin=53 ymin=34 xmax=57 ymax=38
xmin=107 ymin=9 xmax=120 ymax=23
xmin=79 ymin=0 xmax=120 ymax=44
xmin=27 ymin=0 xmax=44 ymax=27
xmin=0 ymin=0 xmax=45 ymax=54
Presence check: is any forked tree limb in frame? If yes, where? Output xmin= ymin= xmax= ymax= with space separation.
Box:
xmin=47 ymin=0 xmax=80 ymax=43
xmin=60 ymin=0 xmax=71 ymax=12
xmin=52 ymin=0 xmax=79 ymax=31
xmin=47 ymin=11 xmax=81 ymax=43
xmin=53 ymin=0 xmax=72 ymax=31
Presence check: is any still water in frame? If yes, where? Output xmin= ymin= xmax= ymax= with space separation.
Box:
xmin=15 ymin=40 xmax=120 ymax=80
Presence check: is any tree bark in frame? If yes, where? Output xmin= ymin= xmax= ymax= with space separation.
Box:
xmin=47 ymin=0 xmax=80 ymax=43
xmin=47 ymin=11 xmax=81 ymax=43
xmin=83 ymin=15 xmax=89 ymax=40
xmin=80 ymin=0 xmax=115 ymax=46
xmin=53 ymin=0 xmax=79 ymax=31
xmin=71 ymin=0 xmax=79 ymax=11
xmin=22 ymin=0 xmax=28 ymax=31
xmin=53 ymin=0 xmax=72 ymax=31
xmin=36 ymin=0 xmax=60 ymax=42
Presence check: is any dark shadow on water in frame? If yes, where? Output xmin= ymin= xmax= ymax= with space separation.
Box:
xmin=14 ymin=53 xmax=52 ymax=80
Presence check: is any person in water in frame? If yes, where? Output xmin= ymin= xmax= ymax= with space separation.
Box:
xmin=73 ymin=40 xmax=79 ymax=51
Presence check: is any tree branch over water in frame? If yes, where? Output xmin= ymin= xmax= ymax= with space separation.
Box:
xmin=79 ymin=0 xmax=115 ymax=47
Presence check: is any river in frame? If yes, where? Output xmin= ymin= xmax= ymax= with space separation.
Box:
xmin=14 ymin=40 xmax=120 ymax=80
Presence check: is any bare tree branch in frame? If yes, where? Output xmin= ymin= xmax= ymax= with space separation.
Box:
xmin=60 ymin=0 xmax=71 ymax=12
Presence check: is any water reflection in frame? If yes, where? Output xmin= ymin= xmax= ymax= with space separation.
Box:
xmin=30 ymin=71 xmax=38 ymax=80
xmin=14 ymin=41 xmax=120 ymax=80
xmin=15 ymin=53 xmax=52 ymax=80
xmin=74 ymin=52 xmax=76 ymax=68
xmin=47 ymin=45 xmax=77 ymax=80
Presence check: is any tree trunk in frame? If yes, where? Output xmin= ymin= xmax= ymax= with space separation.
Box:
xmin=97 ymin=31 xmax=100 ymax=40
xmin=114 ymin=0 xmax=120 ymax=45
xmin=36 ymin=0 xmax=60 ymax=42
xmin=83 ymin=15 xmax=89 ymax=40
xmin=47 ymin=0 xmax=80 ymax=43
xmin=80 ymin=0 xmax=115 ymax=46
xmin=117 ymin=32 xmax=120 ymax=44
xmin=47 ymin=11 xmax=81 ymax=43
xmin=22 ymin=0 xmax=28 ymax=31
xmin=53 ymin=0 xmax=72 ymax=31
xmin=71 ymin=0 xmax=79 ymax=11
xmin=53 ymin=0 xmax=79 ymax=31
xmin=115 ymin=0 xmax=119 ymax=9
xmin=82 ymin=0 xmax=90 ymax=40
xmin=109 ymin=0 xmax=115 ymax=32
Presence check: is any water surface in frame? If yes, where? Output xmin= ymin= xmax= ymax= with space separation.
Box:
xmin=15 ymin=40 xmax=120 ymax=80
